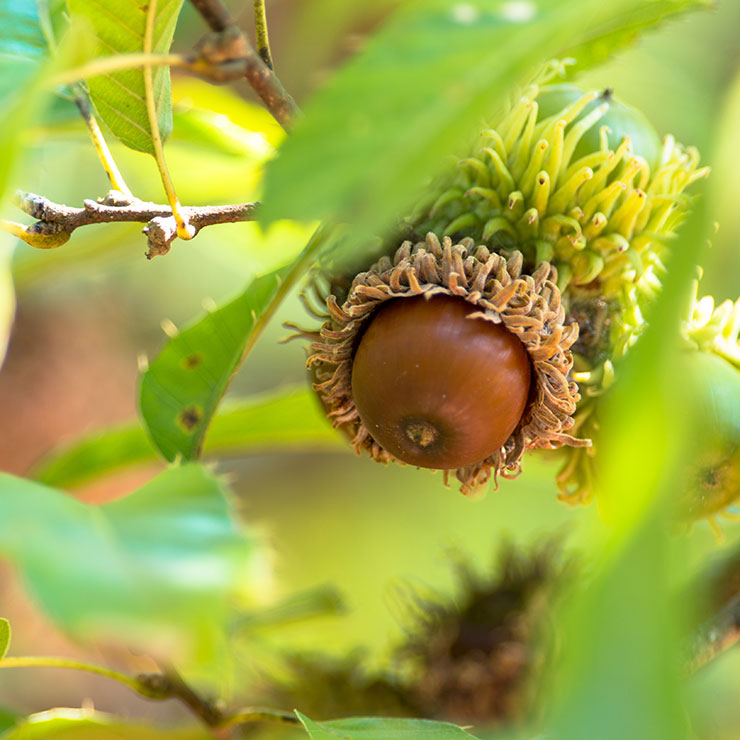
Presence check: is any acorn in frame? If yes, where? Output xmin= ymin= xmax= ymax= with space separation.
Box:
xmin=301 ymin=73 xmax=707 ymax=495
xmin=306 ymin=233 xmax=584 ymax=493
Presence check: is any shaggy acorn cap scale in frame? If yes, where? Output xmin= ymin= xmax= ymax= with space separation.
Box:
xmin=307 ymin=232 xmax=587 ymax=493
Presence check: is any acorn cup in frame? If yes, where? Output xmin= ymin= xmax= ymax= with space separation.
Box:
xmin=299 ymin=70 xmax=708 ymax=497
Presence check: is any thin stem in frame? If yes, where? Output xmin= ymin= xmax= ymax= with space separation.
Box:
xmin=51 ymin=53 xmax=187 ymax=87
xmin=143 ymin=0 xmax=192 ymax=241
xmin=241 ymin=224 xmax=333 ymax=363
xmin=159 ymin=664 xmax=222 ymax=726
xmin=253 ymin=0 xmax=273 ymax=69
xmin=0 ymin=657 xmax=297 ymax=729
xmin=0 ymin=657 xmax=149 ymax=696
xmin=218 ymin=708 xmax=299 ymax=728
xmin=188 ymin=0 xmax=234 ymax=32
xmin=73 ymin=88 xmax=133 ymax=198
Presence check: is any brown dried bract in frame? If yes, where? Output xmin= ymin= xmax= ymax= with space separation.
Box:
xmin=306 ymin=233 xmax=589 ymax=493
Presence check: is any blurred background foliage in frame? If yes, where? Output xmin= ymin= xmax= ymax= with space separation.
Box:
xmin=1 ymin=0 xmax=740 ymax=739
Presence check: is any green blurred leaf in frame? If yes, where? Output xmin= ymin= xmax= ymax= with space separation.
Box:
xmin=66 ymin=0 xmax=183 ymax=154
xmin=0 ymin=464 xmax=264 ymax=652
xmin=0 ymin=618 xmax=10 ymax=659
xmin=0 ymin=1 xmax=47 ymax=59
xmin=261 ymin=0 xmax=708 ymax=242
xmin=561 ymin=0 xmax=712 ymax=78
xmin=139 ymin=268 xmax=292 ymax=462
xmin=547 ymin=176 xmax=714 ymax=740
xmin=34 ymin=386 xmax=343 ymax=489
xmin=0 ymin=0 xmax=69 ymax=102
xmin=296 ymin=713 xmax=481 ymax=740
xmin=0 ymin=247 xmax=14 ymax=368
xmin=171 ymin=107 xmax=276 ymax=159
xmin=0 ymin=17 xmax=91 ymax=200
xmin=0 ymin=708 xmax=18 ymax=736
xmin=0 ymin=708 xmax=211 ymax=739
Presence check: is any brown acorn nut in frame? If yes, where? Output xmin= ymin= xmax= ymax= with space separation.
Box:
xmin=305 ymin=232 xmax=588 ymax=493
xmin=351 ymin=294 xmax=531 ymax=469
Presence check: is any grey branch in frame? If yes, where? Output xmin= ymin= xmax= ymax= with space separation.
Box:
xmin=15 ymin=191 xmax=260 ymax=259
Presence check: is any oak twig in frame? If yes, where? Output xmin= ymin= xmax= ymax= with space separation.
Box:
xmin=685 ymin=592 xmax=740 ymax=674
xmin=4 ymin=191 xmax=259 ymax=259
xmin=187 ymin=0 xmax=299 ymax=129
xmin=0 ymin=656 xmax=299 ymax=733
xmin=684 ymin=543 xmax=740 ymax=674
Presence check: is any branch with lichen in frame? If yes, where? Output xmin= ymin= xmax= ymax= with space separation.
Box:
xmin=1 ymin=192 xmax=259 ymax=259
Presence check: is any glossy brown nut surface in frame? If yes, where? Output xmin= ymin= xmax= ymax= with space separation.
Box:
xmin=351 ymin=295 xmax=532 ymax=469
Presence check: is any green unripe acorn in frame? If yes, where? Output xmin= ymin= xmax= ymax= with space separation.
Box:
xmin=303 ymin=71 xmax=707 ymax=498
xmin=534 ymin=84 xmax=662 ymax=171
xmin=677 ymin=351 xmax=740 ymax=526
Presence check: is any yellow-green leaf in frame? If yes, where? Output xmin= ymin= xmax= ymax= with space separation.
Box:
xmin=66 ymin=0 xmax=183 ymax=154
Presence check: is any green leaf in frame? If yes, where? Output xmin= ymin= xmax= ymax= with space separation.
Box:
xmin=0 ymin=16 xmax=91 ymax=200
xmin=0 ymin=707 xmax=18 ymax=736
xmin=260 ymin=0 xmax=708 ymax=242
xmin=0 ymin=618 xmax=10 ymax=659
xmin=561 ymin=0 xmax=712 ymax=78
xmin=296 ymin=713 xmax=481 ymax=740
xmin=0 ymin=708 xmax=211 ymax=739
xmin=0 ymin=248 xmax=14 ymax=368
xmin=33 ymin=386 xmax=343 ymax=489
xmin=0 ymin=464 xmax=264 ymax=652
xmin=0 ymin=1 xmax=48 ymax=59
xmin=139 ymin=268 xmax=292 ymax=461
xmin=66 ymin=0 xmax=184 ymax=154
xmin=547 ymin=185 xmax=715 ymax=740
xmin=138 ymin=225 xmax=328 ymax=463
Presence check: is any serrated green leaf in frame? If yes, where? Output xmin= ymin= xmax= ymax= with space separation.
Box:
xmin=0 ymin=708 xmax=211 ymax=739
xmin=0 ymin=464 xmax=264 ymax=653
xmin=66 ymin=0 xmax=184 ymax=154
xmin=260 ymin=0 xmax=709 ymax=242
xmin=139 ymin=268 xmax=292 ymax=461
xmin=138 ymin=225 xmax=328 ymax=463
xmin=296 ymin=713 xmax=482 ymax=740
xmin=561 ymin=0 xmax=713 ymax=78
xmin=0 ymin=618 xmax=10 ymax=659
xmin=33 ymin=386 xmax=343 ymax=489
